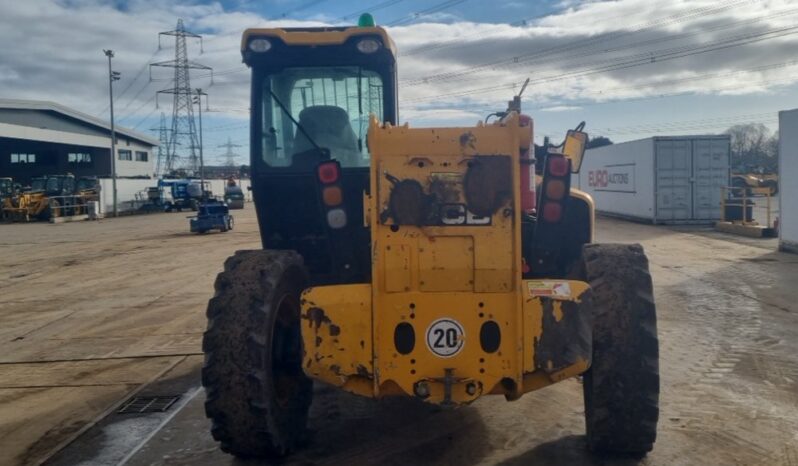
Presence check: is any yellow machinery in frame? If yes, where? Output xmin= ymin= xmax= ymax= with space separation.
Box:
xmin=732 ymin=172 xmax=778 ymax=196
xmin=72 ymin=176 xmax=100 ymax=215
xmin=3 ymin=177 xmax=49 ymax=221
xmin=302 ymin=114 xmax=592 ymax=402
xmin=0 ymin=177 xmax=13 ymax=220
xmin=2 ymin=175 xmax=76 ymax=221
xmin=202 ymin=15 xmax=659 ymax=459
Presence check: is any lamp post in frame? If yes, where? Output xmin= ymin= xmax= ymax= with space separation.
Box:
xmin=193 ymin=88 xmax=207 ymax=200
xmin=103 ymin=49 xmax=120 ymax=217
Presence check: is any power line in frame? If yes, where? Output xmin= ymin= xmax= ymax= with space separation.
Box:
xmin=97 ymin=48 xmax=162 ymax=117
xmin=131 ymin=106 xmax=159 ymax=131
xmin=387 ymin=0 xmax=471 ymax=26
xmin=403 ymin=24 xmax=798 ymax=103
xmin=402 ymin=6 xmax=798 ymax=87
xmin=117 ymin=93 xmax=157 ymax=124
xmin=118 ymin=49 xmax=161 ymax=97
xmin=339 ymin=0 xmax=405 ymax=21
xmin=278 ymin=0 xmax=330 ymax=18
xmin=400 ymin=10 xmax=553 ymax=56
xmin=115 ymin=79 xmax=159 ymax=120
xmin=430 ymin=60 xmax=798 ymax=116
xmin=598 ymin=111 xmax=779 ymax=136
xmin=401 ymin=0 xmax=752 ymax=84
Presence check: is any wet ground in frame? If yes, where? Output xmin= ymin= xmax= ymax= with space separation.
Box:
xmin=1 ymin=206 xmax=797 ymax=465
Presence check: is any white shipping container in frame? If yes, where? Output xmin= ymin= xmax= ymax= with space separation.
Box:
xmin=779 ymin=109 xmax=798 ymax=253
xmin=572 ymin=136 xmax=730 ymax=224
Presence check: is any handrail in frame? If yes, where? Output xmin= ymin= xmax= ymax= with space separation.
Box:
xmin=719 ymin=186 xmax=772 ymax=227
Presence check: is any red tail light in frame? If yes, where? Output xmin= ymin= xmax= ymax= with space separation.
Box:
xmin=317 ymin=162 xmax=340 ymax=184
xmin=548 ymin=156 xmax=569 ymax=177
xmin=537 ymin=154 xmax=570 ymax=225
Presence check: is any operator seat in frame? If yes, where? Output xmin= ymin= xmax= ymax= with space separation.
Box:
xmin=292 ymin=105 xmax=362 ymax=167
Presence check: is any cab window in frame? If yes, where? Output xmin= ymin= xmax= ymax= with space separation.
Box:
xmin=262 ymin=67 xmax=384 ymax=168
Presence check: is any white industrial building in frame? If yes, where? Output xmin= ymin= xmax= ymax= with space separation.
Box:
xmin=779 ymin=109 xmax=797 ymax=253
xmin=0 ymin=99 xmax=158 ymax=184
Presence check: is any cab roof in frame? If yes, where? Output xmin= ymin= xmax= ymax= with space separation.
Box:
xmin=241 ymin=26 xmax=396 ymax=58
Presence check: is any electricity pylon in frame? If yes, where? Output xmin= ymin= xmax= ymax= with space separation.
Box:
xmin=150 ymin=19 xmax=212 ymax=174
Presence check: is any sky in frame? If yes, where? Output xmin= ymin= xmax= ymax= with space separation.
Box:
xmin=1 ymin=0 xmax=798 ymax=165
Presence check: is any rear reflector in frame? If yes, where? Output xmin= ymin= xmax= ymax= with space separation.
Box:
xmin=326 ymin=208 xmax=347 ymax=229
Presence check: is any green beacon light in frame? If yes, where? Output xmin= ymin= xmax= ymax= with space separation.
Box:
xmin=358 ymin=13 xmax=376 ymax=27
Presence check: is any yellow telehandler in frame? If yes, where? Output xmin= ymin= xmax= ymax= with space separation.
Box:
xmin=202 ymin=15 xmax=659 ymax=459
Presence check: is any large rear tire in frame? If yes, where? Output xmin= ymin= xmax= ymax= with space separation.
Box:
xmin=202 ymin=250 xmax=312 ymax=458
xmin=580 ymin=243 xmax=659 ymax=454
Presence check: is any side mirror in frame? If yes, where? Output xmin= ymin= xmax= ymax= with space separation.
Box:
xmin=549 ymin=122 xmax=588 ymax=173
xmin=562 ymin=128 xmax=588 ymax=174
xmin=246 ymin=185 xmax=253 ymax=191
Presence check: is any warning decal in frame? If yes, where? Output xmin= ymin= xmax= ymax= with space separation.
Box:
xmin=527 ymin=280 xmax=572 ymax=299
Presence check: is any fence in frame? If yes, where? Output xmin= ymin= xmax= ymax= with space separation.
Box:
xmin=719 ymin=186 xmax=776 ymax=229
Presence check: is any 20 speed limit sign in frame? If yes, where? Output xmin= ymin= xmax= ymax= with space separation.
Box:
xmin=426 ymin=318 xmax=465 ymax=358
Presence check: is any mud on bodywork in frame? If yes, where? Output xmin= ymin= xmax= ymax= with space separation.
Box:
xmin=300 ymin=284 xmax=374 ymax=397
xmin=534 ymin=291 xmax=593 ymax=373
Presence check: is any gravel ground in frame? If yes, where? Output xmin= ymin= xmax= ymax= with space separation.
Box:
xmin=1 ymin=206 xmax=796 ymax=465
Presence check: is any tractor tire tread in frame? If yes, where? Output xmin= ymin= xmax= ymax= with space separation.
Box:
xmin=202 ymin=249 xmax=311 ymax=459
xmin=581 ymin=243 xmax=660 ymax=454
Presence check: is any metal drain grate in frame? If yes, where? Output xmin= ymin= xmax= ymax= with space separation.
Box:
xmin=118 ymin=395 xmax=180 ymax=414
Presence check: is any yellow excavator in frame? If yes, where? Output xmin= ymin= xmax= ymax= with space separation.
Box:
xmin=201 ymin=14 xmax=659 ymax=459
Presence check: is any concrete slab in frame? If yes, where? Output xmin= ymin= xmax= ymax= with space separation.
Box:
xmin=49 ymin=215 xmax=89 ymax=224
xmin=0 ymin=209 xmax=259 ymax=465
xmin=715 ymin=221 xmax=777 ymax=238
xmin=0 ymin=385 xmax=137 ymax=466
xmin=4 ymin=207 xmax=798 ymax=466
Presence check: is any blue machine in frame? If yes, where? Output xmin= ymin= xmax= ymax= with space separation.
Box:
xmin=158 ymin=179 xmax=206 ymax=212
xmin=190 ymin=200 xmax=234 ymax=233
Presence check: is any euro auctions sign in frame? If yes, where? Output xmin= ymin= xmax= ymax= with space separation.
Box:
xmin=587 ymin=163 xmax=636 ymax=193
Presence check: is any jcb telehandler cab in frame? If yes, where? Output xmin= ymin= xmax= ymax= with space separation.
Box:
xmin=202 ymin=16 xmax=659 ymax=459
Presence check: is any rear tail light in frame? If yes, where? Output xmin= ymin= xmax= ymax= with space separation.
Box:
xmin=326 ymin=208 xmax=347 ymax=229
xmin=548 ymin=156 xmax=570 ymax=177
xmin=545 ymin=179 xmax=566 ymax=200
xmin=316 ymin=160 xmax=347 ymax=229
xmin=318 ymin=162 xmax=340 ymax=184
xmin=537 ymin=154 xmax=571 ymax=225
xmin=322 ymin=186 xmax=343 ymax=206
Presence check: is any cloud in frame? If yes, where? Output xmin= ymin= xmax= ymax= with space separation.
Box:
xmin=539 ymin=105 xmax=582 ymax=112
xmin=0 ymin=0 xmax=796 ymax=141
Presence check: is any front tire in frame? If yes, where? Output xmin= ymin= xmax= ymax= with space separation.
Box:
xmin=580 ymin=243 xmax=659 ymax=454
xmin=202 ymin=250 xmax=312 ymax=458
